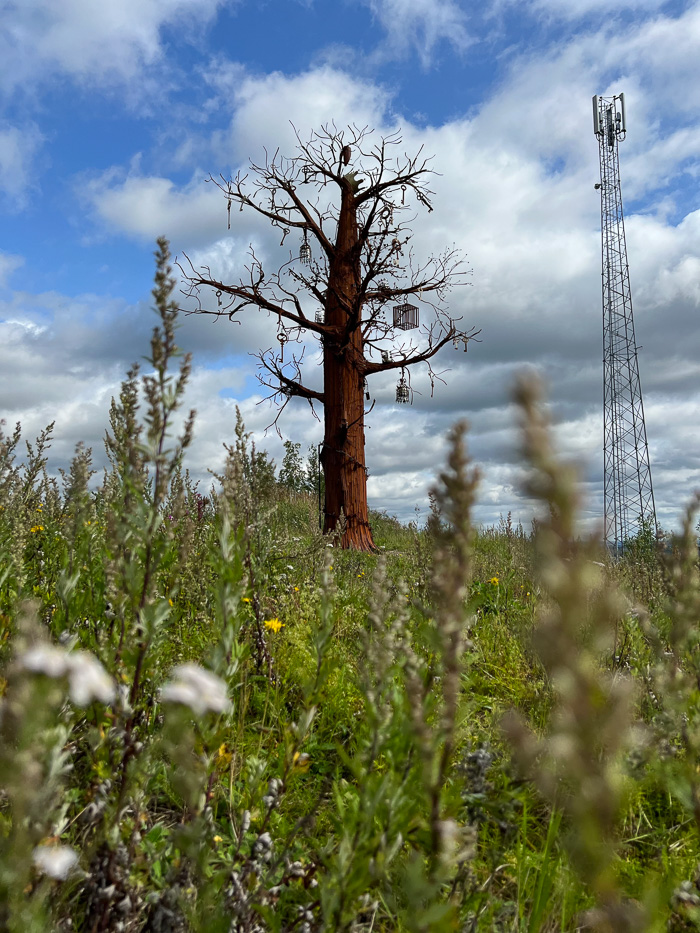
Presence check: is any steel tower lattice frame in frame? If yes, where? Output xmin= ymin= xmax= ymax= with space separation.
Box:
xmin=593 ymin=93 xmax=656 ymax=554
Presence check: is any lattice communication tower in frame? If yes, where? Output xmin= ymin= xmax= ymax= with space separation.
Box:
xmin=593 ymin=93 xmax=656 ymax=554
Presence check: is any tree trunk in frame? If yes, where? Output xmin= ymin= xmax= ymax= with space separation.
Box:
xmin=320 ymin=174 xmax=376 ymax=551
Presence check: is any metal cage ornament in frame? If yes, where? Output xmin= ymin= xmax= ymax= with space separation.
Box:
xmin=396 ymin=369 xmax=410 ymax=404
xmin=393 ymin=302 xmax=419 ymax=331
xmin=315 ymin=308 xmax=325 ymax=324
xmin=299 ymin=229 xmax=312 ymax=265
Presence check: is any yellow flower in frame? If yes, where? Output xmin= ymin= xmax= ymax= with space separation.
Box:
xmin=168 ymin=598 xmax=174 ymax=607
xmin=490 ymin=576 xmax=499 ymax=585
xmin=213 ymin=835 xmax=223 ymax=844
xmin=294 ymin=586 xmax=299 ymax=592
xmin=292 ymin=751 xmax=310 ymax=772
xmin=242 ymin=597 xmax=251 ymax=603
xmin=215 ymin=742 xmax=232 ymax=770
xmin=264 ymin=618 xmax=284 ymax=634
xmin=30 ymin=525 xmax=44 ymax=533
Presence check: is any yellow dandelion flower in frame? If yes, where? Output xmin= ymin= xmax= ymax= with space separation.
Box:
xmin=213 ymin=835 xmax=223 ymax=844
xmin=294 ymin=586 xmax=299 ymax=592
xmin=242 ymin=597 xmax=251 ymax=603
xmin=168 ymin=598 xmax=173 ymax=607
xmin=264 ymin=618 xmax=284 ymax=634
xmin=490 ymin=576 xmax=499 ymax=585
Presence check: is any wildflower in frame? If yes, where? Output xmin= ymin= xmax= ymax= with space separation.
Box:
xmin=215 ymin=742 xmax=233 ymax=770
xmin=33 ymin=844 xmax=79 ymax=880
xmin=264 ymin=618 xmax=284 ymax=634
xmin=168 ymin=598 xmax=174 ymax=607
xmin=213 ymin=835 xmax=223 ymax=844
xmin=242 ymin=597 xmax=251 ymax=603
xmin=67 ymin=652 xmax=116 ymax=706
xmin=30 ymin=525 xmax=45 ymax=533
xmin=23 ymin=648 xmax=110 ymax=707
xmin=294 ymin=587 xmax=299 ymax=592
xmin=22 ymin=644 xmax=69 ymax=678
xmin=490 ymin=576 xmax=499 ymax=585
xmin=161 ymin=663 xmax=230 ymax=716
xmin=292 ymin=751 xmax=310 ymax=772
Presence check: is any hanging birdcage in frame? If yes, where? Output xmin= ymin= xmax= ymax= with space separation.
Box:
xmin=396 ymin=370 xmax=410 ymax=404
xmin=299 ymin=228 xmax=312 ymax=264
xmin=393 ymin=302 xmax=419 ymax=331
xmin=315 ymin=308 xmax=325 ymax=324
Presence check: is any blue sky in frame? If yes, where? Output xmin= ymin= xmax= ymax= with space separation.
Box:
xmin=1 ymin=0 xmax=699 ymax=533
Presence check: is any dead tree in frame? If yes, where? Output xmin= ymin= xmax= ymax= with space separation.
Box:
xmin=179 ymin=125 xmax=479 ymax=551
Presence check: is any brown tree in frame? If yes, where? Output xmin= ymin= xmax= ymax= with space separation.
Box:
xmin=180 ymin=125 xmax=478 ymax=551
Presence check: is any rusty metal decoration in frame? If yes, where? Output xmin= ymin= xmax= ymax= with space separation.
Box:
xmin=393 ymin=302 xmax=418 ymax=330
xmin=300 ymin=228 xmax=312 ymax=264
xmin=396 ymin=368 xmax=409 ymax=404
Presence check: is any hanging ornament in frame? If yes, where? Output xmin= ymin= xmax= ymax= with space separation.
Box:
xmin=300 ymin=228 xmax=312 ymax=264
xmin=303 ymin=164 xmax=310 ymax=183
xmin=216 ymin=289 xmax=222 ymax=309
xmin=393 ymin=302 xmax=418 ymax=330
xmin=401 ymin=184 xmax=406 ymax=205
xmin=227 ymin=199 xmax=231 ymax=230
xmin=396 ymin=368 xmax=409 ymax=404
xmin=278 ymin=331 xmax=287 ymax=362
xmin=315 ymin=308 xmax=325 ymax=324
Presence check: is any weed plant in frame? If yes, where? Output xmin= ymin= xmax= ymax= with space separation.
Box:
xmin=1 ymin=239 xmax=700 ymax=931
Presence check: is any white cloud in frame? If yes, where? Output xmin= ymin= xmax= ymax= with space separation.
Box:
xmin=530 ymin=0 xmax=668 ymax=18
xmin=0 ymin=0 xmax=231 ymax=91
xmin=358 ymin=0 xmax=472 ymax=66
xmin=0 ymin=251 xmax=24 ymax=287
xmin=82 ymin=169 xmax=225 ymax=244
xmin=0 ymin=122 xmax=43 ymax=207
xmin=221 ymin=66 xmax=395 ymax=164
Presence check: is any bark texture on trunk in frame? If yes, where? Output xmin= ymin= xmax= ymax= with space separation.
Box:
xmin=320 ymin=174 xmax=376 ymax=551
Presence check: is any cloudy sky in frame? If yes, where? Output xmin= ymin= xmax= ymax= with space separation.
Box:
xmin=1 ymin=0 xmax=698 ymax=534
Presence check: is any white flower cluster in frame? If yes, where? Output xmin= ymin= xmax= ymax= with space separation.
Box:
xmin=33 ymin=844 xmax=79 ymax=880
xmin=161 ymin=663 xmax=230 ymax=716
xmin=21 ymin=645 xmax=115 ymax=706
